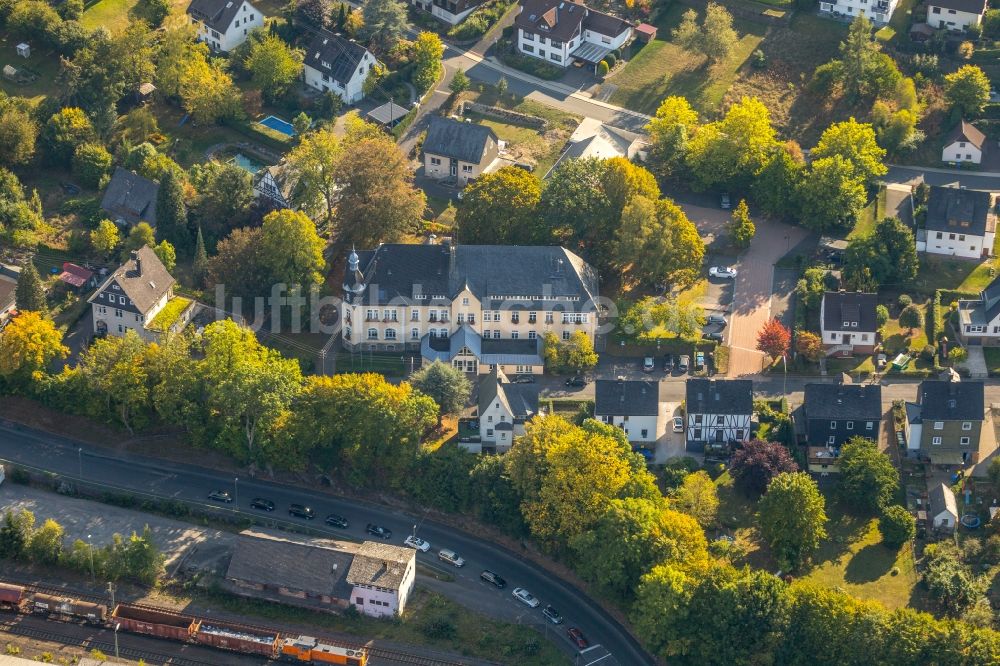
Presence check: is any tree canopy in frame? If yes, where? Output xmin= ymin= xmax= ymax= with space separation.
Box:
xmin=758 ymin=472 xmax=828 ymax=570
xmin=837 ymin=437 xmax=899 ymax=515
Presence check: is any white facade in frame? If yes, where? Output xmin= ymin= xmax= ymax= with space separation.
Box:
xmin=190 ymin=0 xmax=263 ymax=52
xmin=596 ymin=412 xmax=663 ymax=443
xmin=302 ymin=50 xmax=375 ymax=104
xmin=91 ymin=287 xmax=171 ymax=342
xmin=480 ymin=401 xmax=517 ymax=449
xmin=928 ymin=3 xmax=984 ymax=30
xmin=517 ymin=27 xmax=630 ymax=67
xmin=925 ymin=227 xmax=995 ymax=260
xmin=349 ymin=554 xmax=415 ymax=618
xmin=818 ymin=0 xmax=899 ymax=25
xmin=410 ymin=0 xmax=480 ymax=25
xmin=942 ymin=139 xmax=983 ymax=165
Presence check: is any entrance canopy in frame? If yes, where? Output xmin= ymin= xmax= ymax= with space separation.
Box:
xmin=571 ymin=42 xmax=612 ymax=65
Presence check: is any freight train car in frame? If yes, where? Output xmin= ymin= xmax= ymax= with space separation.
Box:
xmin=281 ymin=635 xmax=368 ymax=665
xmin=111 ymin=604 xmax=198 ymax=642
xmin=194 ymin=620 xmax=280 ymax=657
xmin=0 ymin=583 xmax=24 ymax=610
xmin=31 ymin=593 xmax=106 ymax=625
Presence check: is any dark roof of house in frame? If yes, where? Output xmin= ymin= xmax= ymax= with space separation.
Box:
xmin=918 ymin=379 xmax=985 ymax=421
xmin=0 ymin=265 xmax=18 ymax=312
xmin=479 ymin=368 xmax=539 ymax=421
xmin=930 ymin=482 xmax=958 ymax=518
xmin=582 ymin=8 xmax=630 ymax=36
xmin=100 ymin=167 xmax=159 ymax=228
xmin=925 ymin=185 xmax=996 ymax=236
xmin=88 ymin=246 xmax=174 ymax=315
xmin=346 ymin=542 xmax=414 ymax=591
xmin=944 ymin=119 xmax=986 ymax=150
xmin=226 ymin=530 xmax=355 ymax=599
xmin=804 ymin=383 xmax=882 ymax=420
xmin=345 ymin=243 xmax=599 ymax=307
xmin=685 ymin=379 xmax=753 ymax=415
xmin=928 ymin=0 xmax=988 ymax=14
xmin=515 ymin=0 xmax=586 ymax=42
xmin=186 ymin=0 xmax=250 ymax=31
xmin=822 ymin=291 xmax=879 ymax=332
xmin=423 ymin=116 xmax=497 ymax=165
xmin=978 ymin=273 xmax=1000 ymax=323
xmin=594 ymin=379 xmax=660 ymax=417
xmin=367 ymin=101 xmax=410 ymax=126
xmin=303 ymin=29 xmax=370 ymax=86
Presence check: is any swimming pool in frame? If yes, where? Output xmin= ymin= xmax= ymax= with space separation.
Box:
xmin=231 ymin=152 xmax=266 ymax=174
xmin=257 ymin=115 xmax=296 ymax=137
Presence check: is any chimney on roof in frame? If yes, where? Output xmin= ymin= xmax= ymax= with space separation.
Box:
xmin=448 ymin=241 xmax=457 ymax=282
xmin=131 ymin=250 xmax=141 ymax=276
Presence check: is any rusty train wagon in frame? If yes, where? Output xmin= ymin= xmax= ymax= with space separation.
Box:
xmin=193 ymin=619 xmax=281 ymax=657
xmin=0 ymin=583 xmax=24 ymax=611
xmin=111 ymin=604 xmax=198 ymax=642
xmin=281 ymin=635 xmax=368 ymax=665
xmin=30 ymin=593 xmax=107 ymax=625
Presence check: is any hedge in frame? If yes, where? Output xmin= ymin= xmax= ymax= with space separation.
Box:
xmin=928 ymin=290 xmax=943 ymax=343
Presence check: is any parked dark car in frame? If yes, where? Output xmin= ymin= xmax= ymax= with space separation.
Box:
xmin=703 ymin=331 xmax=723 ymax=342
xmin=208 ymin=490 xmax=232 ymax=503
xmin=480 ymin=570 xmax=506 ymax=589
xmin=567 ymin=627 xmax=589 ymax=649
xmin=250 ymin=498 xmax=275 ymax=511
xmin=366 ymin=523 xmax=392 ymax=539
xmin=663 ymin=355 xmax=673 ymax=372
xmin=288 ymin=504 xmax=315 ymax=519
xmin=325 ymin=513 xmax=349 ymax=529
xmin=510 ymin=374 xmax=536 ymax=384
xmin=542 ymin=605 xmax=564 ymax=624
xmin=565 ymin=375 xmax=587 ymax=387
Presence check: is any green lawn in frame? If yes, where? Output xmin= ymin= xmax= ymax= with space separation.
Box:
xmin=81 ymin=0 xmax=189 ymax=31
xmin=985 ymin=348 xmax=1000 ymax=376
xmin=0 ymin=36 xmax=63 ymax=104
xmin=608 ymin=4 xmax=766 ymax=115
xmin=848 ymin=188 xmax=886 ymax=240
xmin=335 ymin=351 xmax=409 ymax=376
xmin=911 ymin=256 xmax=998 ymax=297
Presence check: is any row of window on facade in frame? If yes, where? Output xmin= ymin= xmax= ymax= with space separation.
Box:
xmin=346 ymin=326 xmax=573 ymax=341
xmin=356 ymin=596 xmax=391 ymax=606
xmin=965 ymin=325 xmax=1000 ymax=333
xmin=360 ymin=309 xmax=587 ymax=324
xmin=96 ymin=305 xmax=141 ymax=323
xmin=429 ymin=157 xmax=474 ymax=172
xmin=99 ymin=292 xmax=130 ymax=307
xmin=931 ymin=436 xmax=973 ymax=445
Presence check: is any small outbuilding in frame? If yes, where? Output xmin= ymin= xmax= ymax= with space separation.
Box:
xmin=635 ymin=23 xmax=658 ymax=43
xmin=366 ymin=101 xmax=410 ymax=130
xmin=2 ymin=65 xmax=17 ymax=81
xmin=57 ymin=262 xmax=95 ymax=290
xmin=930 ymin=482 xmax=959 ymax=531
xmin=16 ymin=43 xmax=29 ymax=58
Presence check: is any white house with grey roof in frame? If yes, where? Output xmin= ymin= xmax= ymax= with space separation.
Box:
xmin=820 ymin=291 xmax=879 ymax=357
xmin=422 ymin=116 xmax=500 ymax=185
xmin=302 ymin=29 xmax=376 ymax=104
xmin=919 ymin=185 xmax=997 ymax=260
xmin=476 ymin=367 xmax=540 ymax=452
xmin=340 ymin=240 xmax=600 ymax=373
xmin=942 ymin=120 xmax=987 ymax=165
xmin=410 ymin=0 xmax=487 ymax=25
xmin=958 ymin=274 xmax=1000 ymax=345
xmin=346 ymin=541 xmax=416 ymax=618
xmin=186 ymin=0 xmax=264 ymax=52
xmin=927 ymin=0 xmax=988 ymax=31
xmin=818 ymin=0 xmax=899 ymax=26
xmin=515 ymin=0 xmax=633 ymax=70
xmin=594 ymin=378 xmax=667 ymax=444
xmin=685 ymin=379 xmax=753 ymax=452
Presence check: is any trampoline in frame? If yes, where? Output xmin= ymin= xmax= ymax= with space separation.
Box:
xmin=960 ymin=513 xmax=981 ymax=529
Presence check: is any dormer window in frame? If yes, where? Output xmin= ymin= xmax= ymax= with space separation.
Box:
xmin=843 ymin=321 xmax=850 ymax=327
xmin=851 ymin=322 xmax=857 ymax=327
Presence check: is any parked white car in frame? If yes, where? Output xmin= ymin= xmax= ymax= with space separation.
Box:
xmin=709 ymin=266 xmax=737 ymax=279
xmin=672 ymin=416 xmax=684 ymax=433
xmin=404 ymin=535 xmax=431 ymax=552
xmin=438 ymin=549 xmax=465 ymax=567
xmin=512 ymin=587 xmax=540 ymax=608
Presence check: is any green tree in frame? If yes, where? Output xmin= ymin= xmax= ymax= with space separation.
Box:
xmin=687 ymin=96 xmax=779 ymax=191
xmin=79 ymin=330 xmax=150 ymax=432
xmin=839 ymin=16 xmax=882 ymax=101
xmin=413 ymin=31 xmax=444 ymax=92
xmin=752 ymin=144 xmax=804 ymax=220
xmin=758 ymin=471 xmax=828 ymax=570
xmin=879 ymin=505 xmax=916 ymax=549
xmin=154 ymin=240 xmax=176 ymax=272
xmin=449 ymin=68 xmax=470 ymax=94
xmin=286 ymin=127 xmax=341 ymax=223
xmin=192 ymin=227 xmax=209 ymax=286
xmin=72 ymin=143 xmax=113 ymax=188
xmin=898 ymin=304 xmax=923 ymax=336
xmin=26 ymin=518 xmax=63 ymax=565
xmin=259 ymin=209 xmax=326 ymax=289
xmin=0 ymin=311 xmax=67 ymax=381
xmin=143 ymin=0 xmax=171 ymax=25
xmin=672 ymin=9 xmax=700 ymax=51
xmin=702 ymin=3 xmax=738 ymax=62
xmin=90 ymin=219 xmax=120 ymax=258
xmin=563 ymin=330 xmax=598 ymax=373
xmin=179 ymin=53 xmax=243 ymax=124
xmin=361 ymin=0 xmax=410 ymax=51
xmin=292 ymin=111 xmax=312 ymax=136
xmin=0 ymin=509 xmax=35 ymax=560
xmin=876 ymin=304 xmax=889 ymax=329
xmin=844 ymin=217 xmax=918 ymax=290
xmin=156 ymin=24 xmax=207 ymax=99
xmin=811 ymin=118 xmax=887 ymax=187
xmin=797 ymin=155 xmax=867 ymax=231
xmin=944 ymin=64 xmax=991 ymax=117
xmin=244 ymin=35 xmax=304 ymax=101
xmin=0 ymin=97 xmax=37 ymax=165
xmin=923 ymin=545 xmax=983 ymax=615
xmin=729 ymin=199 xmax=755 ymax=248
xmin=645 ymin=96 xmax=698 ymax=180
xmin=838 ymin=437 xmax=899 ymax=515
xmin=409 ymin=360 xmax=472 ymax=427
xmin=672 ymin=470 xmax=719 ymax=528
xmin=155 ymin=167 xmax=189 ymax=253
xmin=619 ymin=297 xmax=705 ymax=342
xmin=42 ymin=107 xmax=95 ymax=165
xmin=455 ymin=166 xmax=542 ymax=245
xmin=14 ymin=261 xmax=46 ymax=313
xmin=124 ymin=222 xmax=156 ymax=256
xmin=190 ymin=160 xmax=254 ymax=243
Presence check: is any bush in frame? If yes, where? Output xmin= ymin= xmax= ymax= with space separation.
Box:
xmin=498 ymin=46 xmax=564 ymax=80
xmin=898 ymin=294 xmax=912 ymax=308
xmin=921 ymin=344 xmax=936 ymax=362
xmin=72 ymin=143 xmax=112 ymax=188
xmin=751 ymin=49 xmax=766 ymax=69
xmin=880 ymin=505 xmax=916 ymax=549
xmin=605 ymin=53 xmax=617 ymax=68
xmin=597 ymin=60 xmax=610 ymax=76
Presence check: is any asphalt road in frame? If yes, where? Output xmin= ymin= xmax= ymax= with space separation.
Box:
xmin=0 ymin=422 xmax=653 ymax=666
xmin=886 ymin=165 xmax=1000 ymax=191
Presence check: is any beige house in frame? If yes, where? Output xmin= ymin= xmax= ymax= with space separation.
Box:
xmin=422 ymin=116 xmax=499 ymax=185
xmin=942 ymin=120 xmax=986 ymax=165
xmin=341 ymin=240 xmax=600 ymax=373
xmin=476 ymin=367 xmax=540 ymax=453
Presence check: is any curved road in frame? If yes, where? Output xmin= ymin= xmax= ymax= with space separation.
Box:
xmin=0 ymin=422 xmax=653 ymax=666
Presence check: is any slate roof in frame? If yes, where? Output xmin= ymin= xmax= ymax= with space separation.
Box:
xmin=479 ymin=368 xmax=539 ymax=421
xmin=930 ymin=482 xmax=958 ymax=519
xmin=822 ymin=291 xmax=879 ymax=333
xmin=0 ymin=264 xmax=18 ymax=313
xmin=100 ymin=167 xmax=159 ymax=228
xmin=186 ymin=0 xmax=249 ymax=31
xmin=345 ymin=243 xmax=599 ymax=308
xmin=929 ymin=0 xmax=987 ymax=14
xmin=367 ymin=101 xmax=409 ymax=127
xmin=515 ymin=0 xmax=629 ymax=41
xmin=925 ymin=185 xmax=996 ymax=236
xmin=226 ymin=530 xmax=355 ymax=599
xmin=346 ymin=542 xmax=414 ymax=591
xmin=685 ymin=379 xmax=753 ymax=415
xmin=422 ymin=325 xmax=545 ymax=365
xmin=303 ymin=29 xmax=370 ymax=86
xmin=582 ymin=7 xmax=631 ymax=36
xmin=423 ymin=116 xmax=498 ymax=165
xmin=918 ymin=379 xmax=985 ymax=421
xmin=804 ymin=383 xmax=882 ymax=420
xmin=594 ymin=379 xmax=660 ymax=416
xmin=944 ymin=119 xmax=986 ymax=150
xmin=88 ymin=246 xmax=174 ymax=316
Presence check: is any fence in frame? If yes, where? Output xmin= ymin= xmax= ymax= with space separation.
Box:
xmin=459 ymin=101 xmax=548 ymax=129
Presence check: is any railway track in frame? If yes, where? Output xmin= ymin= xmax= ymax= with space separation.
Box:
xmin=0 ymin=577 xmax=490 ymax=666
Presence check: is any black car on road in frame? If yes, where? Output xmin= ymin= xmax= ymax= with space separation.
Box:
xmin=480 ymin=570 xmax=506 ymax=589
xmin=366 ymin=523 xmax=392 ymax=539
xmin=208 ymin=490 xmax=232 ymax=503
xmin=250 ymin=497 xmax=275 ymax=511
xmin=325 ymin=514 xmax=349 ymax=529
xmin=565 ymin=376 xmax=587 ymax=387
xmin=288 ymin=504 xmax=315 ymax=519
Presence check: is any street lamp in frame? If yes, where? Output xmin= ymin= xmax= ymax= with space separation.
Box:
xmin=113 ymin=622 xmax=120 ymax=659
xmin=86 ymin=534 xmax=95 ymax=583
xmin=234 ymin=477 xmax=239 ymax=513
xmin=77 ymin=447 xmax=82 ymax=479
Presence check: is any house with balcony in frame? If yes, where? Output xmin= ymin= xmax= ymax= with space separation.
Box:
xmin=903 ymin=377 xmax=987 ymax=466
xmin=684 ymin=379 xmax=753 ymax=452
xmin=594 ymin=379 xmax=667 ymax=444
xmin=957 ymin=274 xmax=1000 ymax=345
xmin=942 ymin=120 xmax=986 ymax=165
xmin=340 ymin=240 xmax=600 ymax=374
xmin=927 ymin=0 xmax=988 ymax=31
xmin=919 ymin=185 xmax=997 ymax=260
xmin=476 ymin=367 xmax=540 ymax=453
xmin=514 ymin=0 xmax=633 ymax=71
xmin=820 ymin=291 xmax=879 ymax=357
xmin=302 ymin=29 xmax=376 ymax=104
xmin=802 ymin=380 xmax=882 ymax=473
xmin=409 ymin=0 xmax=486 ymax=25
xmin=818 ymin=0 xmax=899 ymax=26
xmin=186 ymin=0 xmax=264 ymax=52
xmin=422 ymin=117 xmax=500 ymax=186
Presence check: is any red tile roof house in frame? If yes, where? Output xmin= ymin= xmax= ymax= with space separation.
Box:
xmin=514 ymin=0 xmax=633 ymax=73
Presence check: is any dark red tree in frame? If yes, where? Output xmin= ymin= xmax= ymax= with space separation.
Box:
xmin=730 ymin=439 xmax=799 ymax=497
xmin=756 ymin=318 xmax=791 ymax=360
